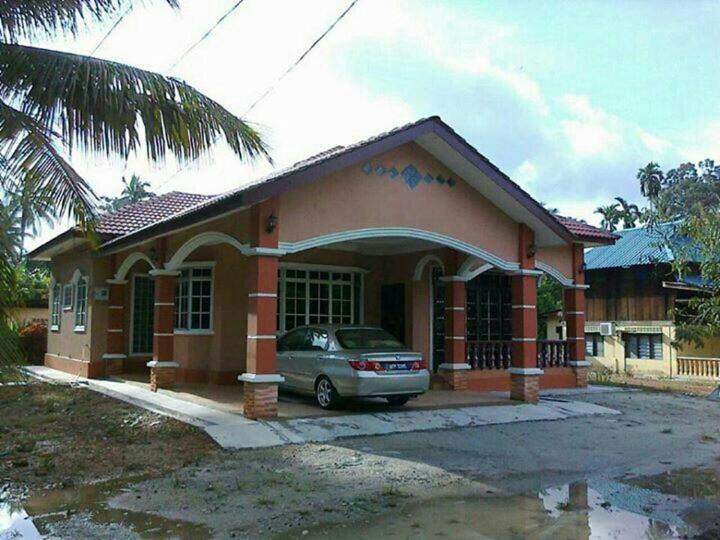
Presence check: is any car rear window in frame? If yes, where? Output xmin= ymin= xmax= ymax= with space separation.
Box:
xmin=335 ymin=328 xmax=404 ymax=350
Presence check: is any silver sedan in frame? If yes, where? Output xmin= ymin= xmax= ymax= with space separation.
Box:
xmin=276 ymin=325 xmax=430 ymax=409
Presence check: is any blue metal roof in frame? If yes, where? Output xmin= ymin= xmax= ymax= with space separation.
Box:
xmin=585 ymin=224 xmax=695 ymax=270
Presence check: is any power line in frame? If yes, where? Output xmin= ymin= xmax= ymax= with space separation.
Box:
xmin=88 ymin=5 xmax=132 ymax=57
xmin=243 ymin=0 xmax=358 ymax=115
xmin=155 ymin=0 xmax=360 ymax=192
xmin=168 ymin=0 xmax=247 ymax=72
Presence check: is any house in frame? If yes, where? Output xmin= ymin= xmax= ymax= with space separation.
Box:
xmin=576 ymin=224 xmax=720 ymax=379
xmin=28 ymin=116 xmax=615 ymax=419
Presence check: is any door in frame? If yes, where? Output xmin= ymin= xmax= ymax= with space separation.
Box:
xmin=131 ymin=275 xmax=155 ymax=355
xmin=381 ymin=283 xmax=406 ymax=344
xmin=431 ymin=266 xmax=445 ymax=372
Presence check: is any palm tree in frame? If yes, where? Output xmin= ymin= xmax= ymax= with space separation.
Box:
xmin=0 ymin=1 xmax=270 ymax=366
xmin=614 ymin=196 xmax=640 ymax=229
xmin=595 ymin=204 xmax=620 ymax=231
xmin=638 ymin=162 xmax=664 ymax=202
xmin=4 ymin=179 xmax=55 ymax=256
xmin=121 ymin=174 xmax=155 ymax=204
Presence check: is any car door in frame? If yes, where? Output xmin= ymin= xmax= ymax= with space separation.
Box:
xmin=294 ymin=327 xmax=330 ymax=392
xmin=277 ymin=328 xmax=308 ymax=389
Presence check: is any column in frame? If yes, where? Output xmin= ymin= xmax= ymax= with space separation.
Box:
xmin=438 ymin=254 xmax=471 ymax=390
xmin=565 ymin=243 xmax=590 ymax=387
xmin=147 ymin=269 xmax=179 ymax=391
xmin=510 ymin=224 xmax=543 ymax=403
xmin=239 ymin=197 xmax=285 ymax=419
xmin=103 ymin=279 xmax=127 ymax=376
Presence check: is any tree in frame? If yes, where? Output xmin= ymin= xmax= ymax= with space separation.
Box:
xmin=3 ymin=180 xmax=55 ymax=255
xmin=100 ymin=174 xmax=155 ymax=213
xmin=0 ymin=1 xmax=270 ymax=367
xmin=640 ymin=160 xmax=720 ymax=346
xmin=594 ymin=203 xmax=621 ymax=231
xmin=637 ymin=162 xmax=664 ymax=202
xmin=614 ymin=196 xmax=640 ymax=229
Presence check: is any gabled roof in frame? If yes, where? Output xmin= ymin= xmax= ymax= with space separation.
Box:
xmin=585 ymin=223 xmax=700 ymax=270
xmin=30 ymin=116 xmax=614 ymax=260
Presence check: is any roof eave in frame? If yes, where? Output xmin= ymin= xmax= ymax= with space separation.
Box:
xmin=26 ymin=228 xmax=85 ymax=261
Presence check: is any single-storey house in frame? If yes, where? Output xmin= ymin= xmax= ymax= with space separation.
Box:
xmin=549 ymin=224 xmax=720 ymax=379
xmin=29 ymin=116 xmax=615 ymax=418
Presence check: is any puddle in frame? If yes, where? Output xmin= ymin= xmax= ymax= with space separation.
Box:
xmin=276 ymin=479 xmax=718 ymax=539
xmin=0 ymin=477 xmax=210 ymax=539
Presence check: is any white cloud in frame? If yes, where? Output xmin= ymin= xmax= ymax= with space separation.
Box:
xmin=513 ymin=160 xmax=539 ymax=186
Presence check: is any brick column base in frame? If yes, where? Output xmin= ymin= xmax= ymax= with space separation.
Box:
xmin=441 ymin=369 xmax=469 ymax=391
xmin=243 ymin=382 xmax=279 ymax=419
xmin=148 ymin=361 xmax=178 ymax=391
xmin=573 ymin=367 xmax=589 ymax=388
xmin=510 ymin=373 xmax=540 ymax=404
xmin=104 ymin=358 xmax=124 ymax=376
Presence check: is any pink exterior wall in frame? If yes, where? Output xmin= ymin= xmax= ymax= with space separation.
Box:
xmin=536 ymin=245 xmax=574 ymax=283
xmin=280 ymin=142 xmax=520 ymax=264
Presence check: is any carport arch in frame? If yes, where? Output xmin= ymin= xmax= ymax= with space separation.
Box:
xmin=114 ymin=252 xmax=156 ymax=281
xmin=165 ymin=231 xmax=248 ymax=271
xmin=279 ymin=227 xmax=520 ymax=272
xmin=535 ymin=261 xmax=574 ymax=287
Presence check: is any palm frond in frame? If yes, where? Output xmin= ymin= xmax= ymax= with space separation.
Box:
xmin=0 ymin=0 xmax=177 ymax=42
xmin=0 ymin=100 xmax=97 ymax=228
xmin=0 ymin=43 xmax=271 ymax=164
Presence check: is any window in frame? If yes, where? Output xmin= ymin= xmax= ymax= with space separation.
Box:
xmin=277 ymin=328 xmax=309 ymax=352
xmin=62 ymin=284 xmax=73 ymax=311
xmin=585 ymin=333 xmax=604 ymax=357
xmin=51 ymin=283 xmax=61 ymax=331
xmin=174 ymin=266 xmax=213 ymax=331
xmin=74 ymin=277 xmax=88 ymax=331
xmin=131 ymin=275 xmax=155 ymax=354
xmin=278 ymin=267 xmax=363 ymax=333
xmin=336 ymin=328 xmax=404 ymax=350
xmin=466 ymin=274 xmax=512 ymax=342
xmin=624 ymin=333 xmax=662 ymax=360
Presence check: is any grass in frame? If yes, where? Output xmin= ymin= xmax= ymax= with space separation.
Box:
xmin=590 ymin=370 xmax=718 ymax=397
xmin=0 ymin=382 xmax=215 ymax=495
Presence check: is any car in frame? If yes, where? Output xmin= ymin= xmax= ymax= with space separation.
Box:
xmin=276 ymin=325 xmax=430 ymax=409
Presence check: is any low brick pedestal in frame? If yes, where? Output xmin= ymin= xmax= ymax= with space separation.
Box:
xmin=569 ymin=361 xmax=590 ymax=388
xmin=510 ymin=372 xmax=540 ymax=404
xmin=147 ymin=361 xmax=178 ymax=392
xmin=438 ymin=363 xmax=471 ymax=391
xmin=103 ymin=354 xmax=125 ymax=376
xmin=243 ymin=382 xmax=279 ymax=419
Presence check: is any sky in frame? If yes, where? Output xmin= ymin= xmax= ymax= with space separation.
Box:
xmin=26 ymin=0 xmax=720 ymax=249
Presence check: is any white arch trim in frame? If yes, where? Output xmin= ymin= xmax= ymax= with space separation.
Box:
xmin=70 ymin=268 xmax=86 ymax=284
xmin=412 ymin=254 xmax=445 ymax=281
xmin=165 ymin=231 xmax=248 ymax=271
xmin=458 ymin=260 xmax=495 ymax=281
xmin=535 ymin=261 xmax=574 ymax=287
xmin=115 ymin=252 xmax=156 ymax=281
xmin=279 ymin=228 xmax=520 ymax=272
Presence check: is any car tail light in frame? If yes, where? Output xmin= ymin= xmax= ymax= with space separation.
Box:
xmin=411 ymin=360 xmax=427 ymax=371
xmin=348 ymin=360 xmax=385 ymax=371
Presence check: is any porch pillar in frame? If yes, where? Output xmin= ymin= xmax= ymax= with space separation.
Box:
xmin=510 ymin=224 xmax=543 ymax=403
xmin=565 ymin=243 xmax=590 ymax=387
xmin=438 ymin=255 xmax=471 ymax=390
xmin=103 ymin=279 xmax=127 ymax=376
xmin=147 ymin=269 xmax=180 ymax=391
xmin=239 ymin=197 xmax=285 ymax=420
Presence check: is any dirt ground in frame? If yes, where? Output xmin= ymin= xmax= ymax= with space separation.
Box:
xmin=4 ymin=384 xmax=720 ymax=538
xmin=592 ymin=371 xmax=719 ymax=397
xmin=0 ymin=382 xmax=214 ymax=495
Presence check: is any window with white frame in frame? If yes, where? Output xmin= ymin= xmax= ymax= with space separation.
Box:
xmin=585 ymin=332 xmax=604 ymax=357
xmin=62 ymin=283 xmax=73 ymax=310
xmin=74 ymin=277 xmax=88 ymax=331
xmin=278 ymin=266 xmax=363 ymax=333
xmin=174 ymin=266 xmax=213 ymax=331
xmin=51 ymin=283 xmax=61 ymax=331
xmin=624 ymin=333 xmax=662 ymax=360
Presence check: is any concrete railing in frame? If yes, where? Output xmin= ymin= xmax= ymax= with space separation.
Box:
xmin=677 ymin=356 xmax=720 ymax=379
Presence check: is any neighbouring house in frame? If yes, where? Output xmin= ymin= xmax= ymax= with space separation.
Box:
xmin=28 ymin=116 xmax=615 ymax=418
xmin=9 ymin=299 xmax=48 ymax=327
xmin=547 ymin=224 xmax=720 ymax=380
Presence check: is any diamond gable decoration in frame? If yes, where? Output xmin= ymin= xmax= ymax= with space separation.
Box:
xmin=447 ymin=177 xmax=456 ymax=188
xmin=362 ymin=162 xmax=373 ymax=175
xmin=375 ymin=165 xmax=386 ymax=176
xmin=436 ymin=174 xmax=446 ymax=185
xmin=424 ymin=173 xmax=434 ymax=184
xmin=387 ymin=167 xmax=399 ymax=178
xmin=401 ymin=165 xmax=422 ymax=190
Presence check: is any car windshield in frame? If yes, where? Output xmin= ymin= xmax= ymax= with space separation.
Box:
xmin=335 ymin=328 xmax=404 ymax=350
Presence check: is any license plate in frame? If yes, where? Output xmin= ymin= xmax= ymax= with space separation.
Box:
xmin=386 ymin=362 xmax=410 ymax=371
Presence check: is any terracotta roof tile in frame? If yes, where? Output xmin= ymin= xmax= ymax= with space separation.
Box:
xmin=96 ymin=191 xmax=213 ymax=237
xmin=556 ymin=216 xmax=617 ymax=241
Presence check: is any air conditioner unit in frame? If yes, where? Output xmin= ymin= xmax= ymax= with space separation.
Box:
xmin=599 ymin=322 xmax=615 ymax=336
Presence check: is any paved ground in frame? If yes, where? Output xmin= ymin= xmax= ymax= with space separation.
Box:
xmin=10 ymin=389 xmax=720 ymax=539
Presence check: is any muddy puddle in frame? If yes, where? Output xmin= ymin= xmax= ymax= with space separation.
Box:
xmin=2 ymin=469 xmax=720 ymax=538
xmin=0 ymin=476 xmax=210 ymax=539
xmin=277 ymin=473 xmax=720 ymax=539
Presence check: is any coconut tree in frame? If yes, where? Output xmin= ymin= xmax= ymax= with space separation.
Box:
xmin=614 ymin=196 xmax=641 ymax=229
xmin=595 ymin=203 xmax=621 ymax=232
xmin=0 ymin=1 xmax=270 ymax=365
xmin=638 ymin=162 xmax=664 ymax=202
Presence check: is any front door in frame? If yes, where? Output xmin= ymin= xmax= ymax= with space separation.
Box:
xmin=381 ymin=283 xmax=405 ymax=344
xmin=131 ymin=275 xmax=155 ymax=355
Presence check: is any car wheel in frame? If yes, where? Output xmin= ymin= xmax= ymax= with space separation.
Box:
xmin=315 ymin=377 xmax=341 ymax=409
xmin=386 ymin=396 xmax=410 ymax=407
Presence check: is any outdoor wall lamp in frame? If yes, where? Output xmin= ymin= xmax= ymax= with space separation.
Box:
xmin=148 ymin=247 xmax=158 ymax=264
xmin=266 ymin=211 xmax=278 ymax=234
xmin=526 ymin=243 xmax=537 ymax=259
